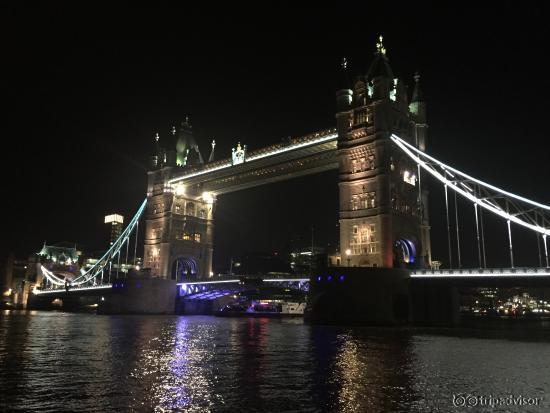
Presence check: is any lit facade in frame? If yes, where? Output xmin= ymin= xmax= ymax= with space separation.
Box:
xmin=336 ymin=38 xmax=431 ymax=268
xmin=145 ymin=38 xmax=432 ymax=279
xmin=145 ymin=119 xmax=215 ymax=279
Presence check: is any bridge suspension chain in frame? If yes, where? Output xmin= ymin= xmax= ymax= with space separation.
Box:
xmin=391 ymin=134 xmax=550 ymax=268
xmin=39 ymin=199 xmax=147 ymax=289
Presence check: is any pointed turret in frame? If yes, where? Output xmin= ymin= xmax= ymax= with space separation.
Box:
xmin=411 ymin=72 xmax=423 ymax=103
xmin=366 ymin=35 xmax=395 ymax=100
xmin=208 ymin=139 xmax=216 ymax=162
xmin=409 ymin=72 xmax=426 ymax=122
xmin=409 ymin=72 xmax=427 ymax=151
xmin=366 ymin=35 xmax=394 ymax=80
xmin=174 ymin=116 xmax=204 ymax=166
xmin=149 ymin=132 xmax=161 ymax=169
xmin=336 ymin=57 xmax=353 ymax=112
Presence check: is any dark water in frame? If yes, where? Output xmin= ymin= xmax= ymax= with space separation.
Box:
xmin=1 ymin=311 xmax=549 ymax=412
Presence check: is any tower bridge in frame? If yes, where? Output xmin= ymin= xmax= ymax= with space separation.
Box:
xmin=28 ymin=37 xmax=550 ymax=324
xmin=144 ymin=37 xmax=430 ymax=280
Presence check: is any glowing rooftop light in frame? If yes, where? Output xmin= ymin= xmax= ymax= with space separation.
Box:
xmin=104 ymin=214 xmax=124 ymax=224
xmin=202 ymin=192 xmax=214 ymax=204
xmin=175 ymin=184 xmax=186 ymax=196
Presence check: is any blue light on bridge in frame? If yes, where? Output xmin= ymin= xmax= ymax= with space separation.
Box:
xmin=316 ymin=275 xmax=345 ymax=282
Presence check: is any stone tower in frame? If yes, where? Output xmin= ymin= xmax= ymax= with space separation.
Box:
xmin=336 ymin=36 xmax=432 ymax=268
xmin=144 ymin=124 xmax=215 ymax=280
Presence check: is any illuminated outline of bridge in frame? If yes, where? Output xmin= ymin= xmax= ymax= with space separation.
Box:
xmin=35 ymin=130 xmax=550 ymax=295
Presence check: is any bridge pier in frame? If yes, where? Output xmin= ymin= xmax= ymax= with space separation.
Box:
xmin=305 ymin=267 xmax=411 ymax=325
xmin=410 ymin=283 xmax=460 ymax=326
xmin=98 ymin=277 xmax=177 ymax=314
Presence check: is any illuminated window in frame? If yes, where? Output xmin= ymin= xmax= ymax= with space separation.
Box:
xmin=351 ymin=195 xmax=359 ymax=210
xmin=403 ymin=170 xmax=417 ymax=186
xmin=355 ymin=109 xmax=368 ymax=125
xmin=350 ymin=224 xmax=378 ymax=255
xmin=352 ymin=159 xmax=359 ymax=173
xmin=199 ymin=209 xmax=206 ymax=219
xmin=194 ymin=233 xmax=201 ymax=242
xmin=183 ymin=233 xmax=192 ymax=241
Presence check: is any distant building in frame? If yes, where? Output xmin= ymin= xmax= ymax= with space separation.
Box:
xmin=105 ymin=214 xmax=124 ymax=245
xmin=1 ymin=253 xmax=36 ymax=309
xmin=288 ymin=246 xmax=326 ymax=274
xmin=37 ymin=241 xmax=83 ymax=287
xmin=38 ymin=241 xmax=81 ymax=264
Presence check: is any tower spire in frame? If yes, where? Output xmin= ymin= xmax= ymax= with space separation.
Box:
xmin=411 ymin=72 xmax=424 ymax=103
xmin=336 ymin=57 xmax=352 ymax=111
xmin=208 ymin=139 xmax=216 ymax=163
xmin=376 ymin=35 xmax=386 ymax=55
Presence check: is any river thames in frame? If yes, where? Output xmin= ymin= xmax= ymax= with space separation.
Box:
xmin=1 ymin=311 xmax=549 ymax=412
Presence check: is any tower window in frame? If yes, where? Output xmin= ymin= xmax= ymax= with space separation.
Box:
xmin=351 ymin=195 xmax=359 ymax=211
xmin=354 ymin=110 xmax=368 ymax=125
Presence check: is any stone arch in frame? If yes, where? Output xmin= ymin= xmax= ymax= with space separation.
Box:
xmin=393 ymin=238 xmax=417 ymax=268
xmin=171 ymin=257 xmax=199 ymax=281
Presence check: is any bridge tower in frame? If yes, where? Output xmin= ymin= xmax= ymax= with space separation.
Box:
xmin=336 ymin=37 xmax=432 ymax=268
xmin=144 ymin=120 xmax=215 ymax=280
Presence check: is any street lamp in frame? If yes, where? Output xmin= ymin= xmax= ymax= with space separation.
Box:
xmin=345 ymin=249 xmax=351 ymax=267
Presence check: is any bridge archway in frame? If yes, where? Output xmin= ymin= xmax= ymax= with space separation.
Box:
xmin=393 ymin=238 xmax=417 ymax=268
xmin=171 ymin=257 xmax=199 ymax=281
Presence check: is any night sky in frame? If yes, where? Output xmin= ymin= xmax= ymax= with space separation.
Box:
xmin=3 ymin=4 xmax=550 ymax=271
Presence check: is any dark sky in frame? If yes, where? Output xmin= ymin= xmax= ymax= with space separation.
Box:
xmin=2 ymin=4 xmax=550 ymax=271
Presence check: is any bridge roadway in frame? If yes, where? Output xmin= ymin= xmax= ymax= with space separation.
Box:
xmin=29 ymin=268 xmax=550 ymax=323
xmin=31 ymin=268 xmax=550 ymax=297
xmin=168 ymin=129 xmax=338 ymax=194
xmin=410 ymin=267 xmax=550 ymax=287
xmin=32 ymin=274 xmax=310 ymax=297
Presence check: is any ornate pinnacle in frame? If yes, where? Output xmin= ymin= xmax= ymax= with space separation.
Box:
xmin=341 ymin=57 xmax=347 ymax=69
xmin=376 ymin=35 xmax=386 ymax=55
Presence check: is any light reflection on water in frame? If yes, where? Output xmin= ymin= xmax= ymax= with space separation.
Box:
xmin=1 ymin=311 xmax=550 ymax=412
